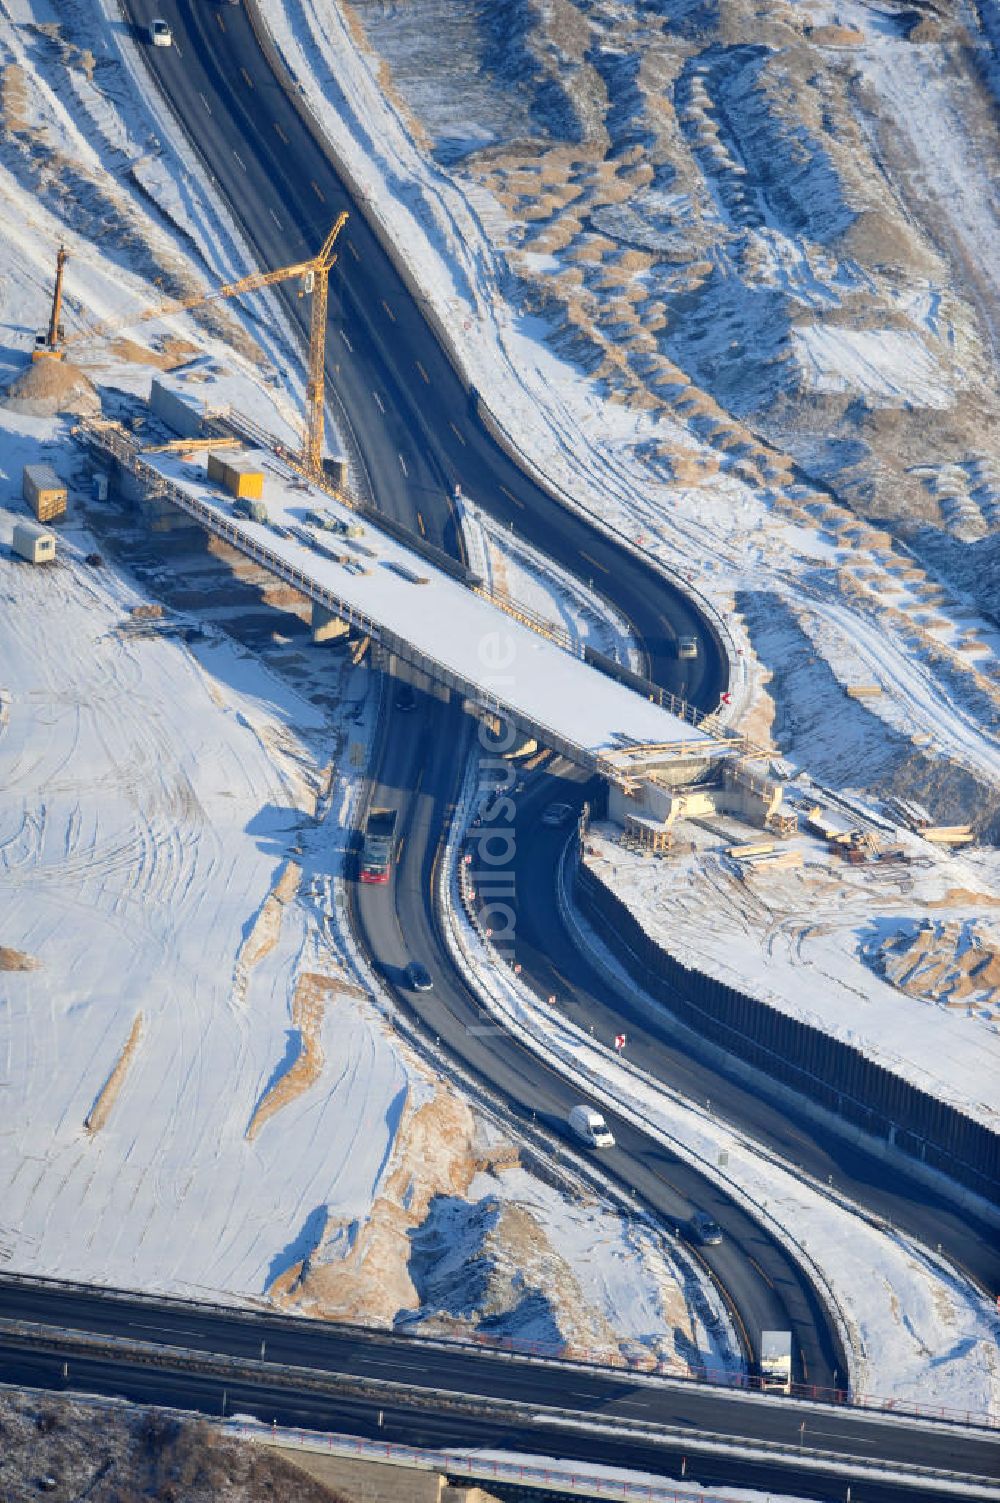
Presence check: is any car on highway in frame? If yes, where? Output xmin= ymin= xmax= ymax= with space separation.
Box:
xmin=541 ymin=802 xmax=573 ymax=828
xmin=690 ymin=1210 xmax=724 ymax=1246
xmin=568 ymin=1104 xmax=615 ymax=1149
xmin=677 ymin=634 xmax=699 ymax=660
xmin=149 ymin=19 xmax=173 ymax=46
xmin=405 ymin=961 xmax=433 ymax=992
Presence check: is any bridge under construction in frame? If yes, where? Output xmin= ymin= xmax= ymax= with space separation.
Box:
xmin=78 ymin=412 xmax=760 ymax=795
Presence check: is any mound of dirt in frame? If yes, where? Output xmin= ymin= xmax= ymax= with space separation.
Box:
xmin=2 ymin=356 xmax=100 ymax=417
xmin=0 ymin=946 xmax=39 ymax=971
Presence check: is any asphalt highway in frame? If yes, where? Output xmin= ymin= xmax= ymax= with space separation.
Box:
xmin=2 ymin=1277 xmax=997 ymax=1501
xmin=114 ymin=0 xmax=850 ymax=1394
xmin=52 ymin=0 xmax=988 ymax=1471
xmin=353 ymin=695 xmax=844 ymax=1392
xmin=118 ymin=0 xmax=725 ymax=706
xmin=508 ymin=767 xmax=1000 ymax=1294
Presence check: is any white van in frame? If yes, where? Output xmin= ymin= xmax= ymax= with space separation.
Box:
xmin=568 ymin=1104 xmax=615 ymax=1149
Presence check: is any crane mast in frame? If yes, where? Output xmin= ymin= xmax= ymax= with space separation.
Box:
xmin=38 ymin=214 xmax=349 ymax=479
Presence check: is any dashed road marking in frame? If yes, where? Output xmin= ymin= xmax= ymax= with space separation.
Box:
xmin=500 ymin=483 xmax=524 ymax=509
xmin=416 ymin=512 xmax=426 ymax=536
xmin=269 ymin=209 xmax=282 ymax=229
xmin=233 ymin=150 xmax=247 ymax=172
xmin=347 ymin=240 xmax=359 ymax=261
xmin=373 ymin=391 xmax=385 ymax=414
xmin=381 ymin=299 xmax=396 ymax=322
xmin=415 ymin=360 xmax=429 ymax=384
xmin=579 ymin=549 xmax=609 ymax=574
xmin=216 ymin=11 xmax=226 ymax=29
xmin=449 ymin=421 xmax=466 ymax=446
xmin=399 ymin=453 xmax=408 ymax=477
xmin=240 ymin=67 xmax=254 ymax=90
xmin=311 ymin=180 xmax=325 ymax=202
xmin=273 ymin=121 xmax=288 ymax=144
xmin=340 ymin=329 xmax=353 ymax=353
xmin=199 ymin=92 xmax=212 ymax=114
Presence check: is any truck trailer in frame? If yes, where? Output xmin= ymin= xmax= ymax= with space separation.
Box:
xmin=360 ymin=808 xmax=398 ymax=884
xmin=759 ymin=1330 xmax=792 ymax=1394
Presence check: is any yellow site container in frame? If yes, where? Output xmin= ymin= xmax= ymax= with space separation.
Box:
xmin=23 ymin=463 xmax=67 ymax=522
xmin=207 ymin=450 xmax=264 ymax=501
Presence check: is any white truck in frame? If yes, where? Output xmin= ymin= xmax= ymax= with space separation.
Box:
xmin=759 ymin=1330 xmax=792 ymax=1394
xmin=568 ymin=1104 xmax=615 ymax=1149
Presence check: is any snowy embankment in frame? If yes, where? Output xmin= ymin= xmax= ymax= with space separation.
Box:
xmin=439 ymin=753 xmax=1000 ymax=1421
xmin=0 ymin=1 xmax=739 ymax=1364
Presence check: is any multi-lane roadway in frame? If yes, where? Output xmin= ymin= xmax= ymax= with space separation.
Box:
xmin=2 ymin=1275 xmax=998 ymax=1503
xmin=18 ymin=0 xmax=992 ymax=1473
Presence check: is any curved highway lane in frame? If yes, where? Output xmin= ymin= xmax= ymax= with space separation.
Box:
xmin=100 ymin=0 xmax=992 ymax=1414
xmin=352 ymin=693 xmax=846 ymax=1394
xmin=119 ymin=0 xmax=725 ymax=706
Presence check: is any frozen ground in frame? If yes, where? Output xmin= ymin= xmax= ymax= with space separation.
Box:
xmin=446 ymin=760 xmax=1000 ymax=1418
xmin=0 ymin=0 xmax=739 ymax=1369
xmin=582 ymin=824 xmax=1000 ymax=1129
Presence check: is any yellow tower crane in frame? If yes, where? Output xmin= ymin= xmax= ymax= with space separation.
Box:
xmin=40 ymin=214 xmax=348 ymax=478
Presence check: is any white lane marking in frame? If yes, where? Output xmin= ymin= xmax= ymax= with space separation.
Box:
xmin=199 ymin=92 xmax=211 ymax=114
xmin=269 ymin=209 xmax=282 ymax=229
xmin=373 ymin=391 xmax=385 ymax=414
xmin=340 ymin=329 xmax=353 ymax=353
xmin=233 ymin=150 xmax=246 ymax=172
xmin=398 ymin=453 xmax=408 ymax=477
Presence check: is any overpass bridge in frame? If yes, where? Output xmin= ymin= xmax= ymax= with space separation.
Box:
xmin=79 ymin=418 xmax=747 ymax=786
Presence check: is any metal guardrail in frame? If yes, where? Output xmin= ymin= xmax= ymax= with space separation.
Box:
xmin=442 ymin=769 xmax=1000 ymax=1434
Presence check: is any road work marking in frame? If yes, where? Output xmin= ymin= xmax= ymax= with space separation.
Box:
xmin=399 ymin=453 xmax=408 ymax=478
xmin=373 ymin=391 xmax=385 ymax=414
xmin=241 ymin=67 xmax=254 ymax=90
xmin=579 ymin=549 xmax=609 ymax=574
xmin=381 ymin=299 xmax=396 ymax=322
xmin=347 ymin=239 xmax=359 ymax=261
xmin=273 ymin=121 xmax=288 ymax=144
xmin=500 ymin=483 xmax=524 ymax=509
xmin=449 ymin=421 xmax=466 ymax=446
xmin=340 ymin=329 xmax=353 ymax=353
xmin=233 ymin=150 xmax=247 ymax=172
xmin=199 ymin=92 xmax=212 ymax=114
xmin=269 ymin=209 xmax=282 ymax=230
xmin=746 ymin=1255 xmax=774 ymax=1290
xmin=311 ymin=180 xmax=326 ymax=202
xmin=417 ymin=512 xmax=426 ymax=536
xmin=415 ymin=360 xmax=429 ymax=384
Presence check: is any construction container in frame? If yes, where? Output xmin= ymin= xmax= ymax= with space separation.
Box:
xmin=150 ymin=376 xmax=204 ymax=439
xmin=22 ymin=463 xmax=67 ymax=522
xmin=207 ymin=450 xmax=265 ymax=501
xmin=12 ymin=519 xmax=56 ymax=564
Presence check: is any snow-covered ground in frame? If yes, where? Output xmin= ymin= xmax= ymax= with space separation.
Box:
xmin=445 ymin=756 xmax=1000 ymax=1418
xmin=0 ymin=0 xmax=746 ymax=1369
xmin=582 ymin=824 xmax=1000 ymax=1129
xmin=1 ymin=0 xmax=998 ymax=1420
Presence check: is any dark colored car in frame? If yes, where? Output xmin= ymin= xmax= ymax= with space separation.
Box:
xmin=405 ymin=961 xmax=433 ymax=992
xmin=690 ymin=1211 xmax=723 ymax=1246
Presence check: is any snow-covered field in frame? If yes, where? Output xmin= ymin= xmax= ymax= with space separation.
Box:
xmin=0 ymin=0 xmax=746 ymax=1371
xmin=445 ymin=759 xmax=1000 ymax=1418
xmin=1 ymin=0 xmax=998 ymax=1426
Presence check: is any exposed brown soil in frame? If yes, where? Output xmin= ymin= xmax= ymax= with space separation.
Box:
xmin=2 ymin=357 xmax=100 ymax=417
xmin=0 ymin=946 xmax=39 ymax=971
xmin=0 ymin=1388 xmax=348 ymax=1503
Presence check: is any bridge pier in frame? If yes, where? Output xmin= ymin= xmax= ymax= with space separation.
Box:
xmin=311 ymin=602 xmax=350 ymax=643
